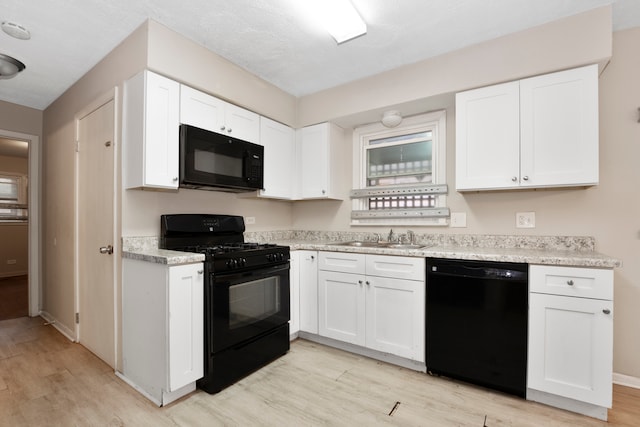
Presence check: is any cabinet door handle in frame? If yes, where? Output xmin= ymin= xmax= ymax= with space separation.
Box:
xmin=366 ymin=281 xmax=370 ymax=286
xmin=567 ymin=280 xmax=574 ymax=286
xmin=511 ymin=176 xmax=518 ymax=182
xmin=310 ymin=255 xmax=315 ymax=260
xmin=358 ymin=280 xmax=363 ymax=285
xmin=197 ymin=270 xmax=204 ymax=275
xmin=220 ymin=126 xmax=226 ymax=131
xmin=227 ymin=128 xmax=232 ymax=133
xmin=603 ymin=309 xmax=611 ymax=315
xmin=522 ymin=176 xmax=529 ymax=181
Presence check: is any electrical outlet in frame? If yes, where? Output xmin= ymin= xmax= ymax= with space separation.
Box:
xmin=450 ymin=212 xmax=467 ymax=228
xmin=516 ymin=212 xmax=535 ymax=228
xmin=245 ymin=216 xmax=256 ymax=225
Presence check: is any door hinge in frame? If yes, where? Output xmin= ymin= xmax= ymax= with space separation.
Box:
xmin=75 ymin=312 xmax=79 ymax=324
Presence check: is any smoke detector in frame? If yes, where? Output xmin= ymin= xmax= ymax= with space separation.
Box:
xmin=2 ymin=21 xmax=31 ymax=40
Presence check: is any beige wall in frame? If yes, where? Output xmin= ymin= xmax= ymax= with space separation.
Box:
xmin=293 ymin=27 xmax=640 ymax=379
xmin=41 ymin=21 xmax=149 ymax=332
xmin=0 ymin=100 xmax=43 ymax=137
xmin=298 ymin=6 xmax=612 ymax=127
xmin=0 ymin=224 xmax=28 ymax=277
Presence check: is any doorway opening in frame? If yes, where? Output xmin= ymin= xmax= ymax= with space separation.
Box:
xmin=0 ymin=131 xmax=40 ymax=320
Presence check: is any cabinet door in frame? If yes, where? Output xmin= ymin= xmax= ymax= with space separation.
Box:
xmin=144 ymin=72 xmax=180 ymax=189
xmin=520 ymin=65 xmax=599 ymax=187
xmin=225 ymin=103 xmax=260 ymax=143
xmin=318 ymin=271 xmax=365 ymax=345
xmin=258 ymin=117 xmax=295 ymax=199
xmin=528 ymin=293 xmax=612 ymax=407
xmin=289 ymin=252 xmax=300 ymax=335
xmin=168 ymin=264 xmax=204 ymax=391
xmin=124 ymin=71 xmax=180 ymax=190
xmin=298 ymin=251 xmax=319 ymax=334
xmin=299 ymin=123 xmax=330 ymax=199
xmin=179 ymin=85 xmax=225 ymax=133
xmin=365 ymin=276 xmax=425 ymax=361
xmin=455 ymin=81 xmax=520 ymax=191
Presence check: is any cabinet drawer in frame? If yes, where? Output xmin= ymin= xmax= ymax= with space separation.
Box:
xmin=366 ymin=255 xmax=425 ymax=281
xmin=529 ymin=265 xmax=613 ymax=300
xmin=319 ymin=252 xmax=365 ymax=274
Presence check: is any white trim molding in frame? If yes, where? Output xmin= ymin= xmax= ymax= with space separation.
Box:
xmin=613 ymin=372 xmax=640 ymax=389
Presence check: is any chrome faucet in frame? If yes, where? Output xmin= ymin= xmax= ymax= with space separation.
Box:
xmin=406 ymin=230 xmax=415 ymax=245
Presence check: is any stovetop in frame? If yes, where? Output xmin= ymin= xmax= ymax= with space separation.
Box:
xmin=170 ymin=242 xmax=289 ymax=273
xmin=160 ymin=214 xmax=289 ymax=273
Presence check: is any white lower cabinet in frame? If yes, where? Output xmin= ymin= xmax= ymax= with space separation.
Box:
xmin=122 ymin=259 xmax=204 ymax=406
xmin=527 ymin=265 xmax=613 ymax=416
xmin=318 ymin=252 xmax=425 ymax=362
xmin=290 ymin=250 xmax=319 ymax=336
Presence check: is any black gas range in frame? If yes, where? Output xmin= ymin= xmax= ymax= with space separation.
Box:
xmin=160 ymin=214 xmax=290 ymax=393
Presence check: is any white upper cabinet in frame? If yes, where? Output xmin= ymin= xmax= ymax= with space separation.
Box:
xmin=296 ymin=122 xmax=344 ymax=200
xmin=455 ymin=81 xmax=520 ymax=190
xmin=123 ymin=70 xmax=180 ymax=190
xmin=257 ymin=117 xmax=295 ymax=199
xmin=456 ymin=65 xmax=599 ymax=191
xmin=180 ymin=85 xmax=260 ymax=143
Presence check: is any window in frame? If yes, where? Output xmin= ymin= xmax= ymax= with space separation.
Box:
xmin=0 ymin=173 xmax=28 ymax=221
xmin=351 ymin=111 xmax=448 ymax=226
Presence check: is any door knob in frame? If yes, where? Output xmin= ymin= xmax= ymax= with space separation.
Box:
xmin=99 ymin=245 xmax=114 ymax=255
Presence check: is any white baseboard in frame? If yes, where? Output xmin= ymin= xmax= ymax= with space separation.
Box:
xmin=613 ymin=372 xmax=640 ymax=389
xmin=39 ymin=310 xmax=76 ymax=342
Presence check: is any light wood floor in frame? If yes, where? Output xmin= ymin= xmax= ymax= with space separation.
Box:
xmin=1 ymin=316 xmax=638 ymax=426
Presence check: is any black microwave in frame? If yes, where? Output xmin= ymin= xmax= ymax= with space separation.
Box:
xmin=179 ymin=124 xmax=264 ymax=192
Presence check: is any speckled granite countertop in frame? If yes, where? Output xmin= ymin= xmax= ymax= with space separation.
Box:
xmin=122 ymin=232 xmax=621 ymax=268
xmin=122 ymin=236 xmax=205 ymax=265
xmin=276 ymin=240 xmax=621 ymax=268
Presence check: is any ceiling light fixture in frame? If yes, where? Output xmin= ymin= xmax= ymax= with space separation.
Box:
xmin=381 ymin=110 xmax=402 ymax=128
xmin=318 ymin=0 xmax=367 ymax=44
xmin=0 ymin=53 xmax=26 ymax=79
xmin=1 ymin=21 xmax=31 ymax=40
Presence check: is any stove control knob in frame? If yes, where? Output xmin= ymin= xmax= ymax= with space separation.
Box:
xmin=239 ymin=258 xmax=247 ymax=267
xmin=226 ymin=259 xmax=238 ymax=269
xmin=277 ymin=253 xmax=284 ymax=261
xmin=266 ymin=254 xmax=273 ymax=262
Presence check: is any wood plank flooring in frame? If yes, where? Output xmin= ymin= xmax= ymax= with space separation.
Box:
xmin=0 ymin=275 xmax=28 ymax=321
xmin=1 ymin=316 xmax=638 ymax=426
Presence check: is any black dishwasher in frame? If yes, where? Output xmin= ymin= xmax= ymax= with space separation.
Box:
xmin=426 ymin=258 xmax=528 ymax=397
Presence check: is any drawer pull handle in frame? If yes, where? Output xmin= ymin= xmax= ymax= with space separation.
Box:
xmin=366 ymin=281 xmax=370 ymax=286
xmin=603 ymin=309 xmax=611 ymax=315
xmin=358 ymin=280 xmax=363 ymax=285
xmin=567 ymin=280 xmax=574 ymax=286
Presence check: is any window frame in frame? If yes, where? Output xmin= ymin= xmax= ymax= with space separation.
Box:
xmin=0 ymin=172 xmax=28 ymax=222
xmin=351 ymin=110 xmax=447 ymax=226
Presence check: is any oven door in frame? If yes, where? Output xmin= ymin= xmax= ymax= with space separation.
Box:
xmin=209 ymin=263 xmax=290 ymax=353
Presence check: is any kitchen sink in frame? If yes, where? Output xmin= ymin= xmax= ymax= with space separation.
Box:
xmin=332 ymin=241 xmax=385 ymax=247
xmin=385 ymin=244 xmax=424 ymax=249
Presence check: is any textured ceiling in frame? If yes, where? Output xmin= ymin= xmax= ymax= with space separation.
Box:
xmin=1 ymin=0 xmax=639 ymax=111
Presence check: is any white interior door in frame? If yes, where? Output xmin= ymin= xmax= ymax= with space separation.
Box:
xmin=77 ymin=98 xmax=115 ymax=368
